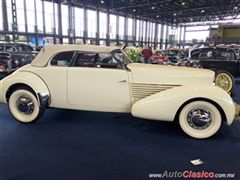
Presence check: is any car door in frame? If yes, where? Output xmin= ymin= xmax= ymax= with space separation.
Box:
xmin=33 ymin=51 xmax=75 ymax=108
xmin=67 ymin=51 xmax=131 ymax=112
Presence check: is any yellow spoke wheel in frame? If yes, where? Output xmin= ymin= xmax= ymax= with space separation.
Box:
xmin=215 ymin=72 xmax=234 ymax=94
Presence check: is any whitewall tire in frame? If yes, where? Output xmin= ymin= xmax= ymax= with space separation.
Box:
xmin=8 ymin=88 xmax=43 ymax=123
xmin=179 ymin=101 xmax=222 ymax=139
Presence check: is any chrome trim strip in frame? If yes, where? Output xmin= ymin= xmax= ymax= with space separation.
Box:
xmin=131 ymin=83 xmax=181 ymax=99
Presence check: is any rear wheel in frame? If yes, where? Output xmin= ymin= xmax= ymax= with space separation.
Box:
xmin=8 ymin=88 xmax=44 ymax=123
xmin=179 ymin=101 xmax=222 ymax=139
xmin=215 ymin=71 xmax=234 ymax=94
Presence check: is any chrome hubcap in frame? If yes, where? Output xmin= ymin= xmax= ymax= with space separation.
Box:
xmin=187 ymin=109 xmax=212 ymax=130
xmin=16 ymin=96 xmax=34 ymax=115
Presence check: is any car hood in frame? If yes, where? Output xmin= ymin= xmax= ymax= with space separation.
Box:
xmin=127 ymin=63 xmax=215 ymax=85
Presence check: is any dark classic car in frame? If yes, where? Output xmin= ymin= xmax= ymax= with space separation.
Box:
xmin=189 ymin=47 xmax=239 ymax=93
xmin=0 ymin=43 xmax=37 ymax=67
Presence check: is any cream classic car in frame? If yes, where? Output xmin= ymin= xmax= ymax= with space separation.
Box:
xmin=0 ymin=45 xmax=237 ymax=139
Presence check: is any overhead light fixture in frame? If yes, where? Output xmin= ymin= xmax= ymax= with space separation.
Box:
xmin=133 ymin=9 xmax=136 ymax=12
xmin=100 ymin=0 xmax=104 ymax=4
xmin=201 ymin=9 xmax=205 ymax=13
xmin=182 ymin=2 xmax=185 ymax=5
xmin=234 ymin=6 xmax=238 ymax=10
xmin=152 ymin=6 xmax=156 ymax=10
xmin=156 ymin=15 xmax=159 ymax=18
xmin=173 ymin=13 xmax=177 ymax=16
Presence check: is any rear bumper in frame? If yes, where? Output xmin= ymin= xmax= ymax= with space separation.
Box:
xmin=37 ymin=93 xmax=50 ymax=108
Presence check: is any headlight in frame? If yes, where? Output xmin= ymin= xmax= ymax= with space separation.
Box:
xmin=15 ymin=60 xmax=19 ymax=65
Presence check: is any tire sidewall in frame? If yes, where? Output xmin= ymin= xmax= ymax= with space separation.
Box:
xmin=179 ymin=101 xmax=222 ymax=139
xmin=8 ymin=89 xmax=40 ymax=123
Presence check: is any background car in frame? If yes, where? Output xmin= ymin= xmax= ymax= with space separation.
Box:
xmin=0 ymin=52 xmax=19 ymax=75
xmin=151 ymin=49 xmax=188 ymax=66
xmin=189 ymin=47 xmax=239 ymax=94
xmin=0 ymin=42 xmax=38 ymax=67
xmin=150 ymin=50 xmax=169 ymax=64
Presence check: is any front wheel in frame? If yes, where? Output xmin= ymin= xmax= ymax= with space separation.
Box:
xmin=179 ymin=101 xmax=222 ymax=139
xmin=8 ymin=88 xmax=44 ymax=123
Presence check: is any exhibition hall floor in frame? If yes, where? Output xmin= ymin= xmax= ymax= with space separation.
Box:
xmin=0 ymin=81 xmax=240 ymax=180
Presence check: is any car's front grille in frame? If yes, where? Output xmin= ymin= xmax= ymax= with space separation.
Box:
xmin=131 ymin=83 xmax=181 ymax=99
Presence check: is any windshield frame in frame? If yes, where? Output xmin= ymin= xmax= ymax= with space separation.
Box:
xmin=111 ymin=49 xmax=132 ymax=67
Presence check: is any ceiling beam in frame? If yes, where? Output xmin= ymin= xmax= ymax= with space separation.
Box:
xmin=140 ymin=4 xmax=237 ymax=17
xmin=111 ymin=0 xmax=172 ymax=10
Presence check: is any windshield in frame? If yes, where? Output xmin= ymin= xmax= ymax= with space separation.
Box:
xmin=112 ymin=49 xmax=132 ymax=66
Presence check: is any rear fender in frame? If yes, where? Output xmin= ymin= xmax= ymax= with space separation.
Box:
xmin=0 ymin=71 xmax=50 ymax=107
xmin=131 ymin=85 xmax=235 ymax=125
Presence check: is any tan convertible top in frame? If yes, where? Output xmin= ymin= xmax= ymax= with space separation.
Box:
xmin=31 ymin=44 xmax=120 ymax=67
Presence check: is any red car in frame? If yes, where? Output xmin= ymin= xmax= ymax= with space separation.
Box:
xmin=150 ymin=50 xmax=169 ymax=64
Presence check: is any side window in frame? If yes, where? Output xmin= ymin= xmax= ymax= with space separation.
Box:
xmin=199 ymin=50 xmax=214 ymax=60
xmin=51 ymin=51 xmax=74 ymax=66
xmin=0 ymin=45 xmax=3 ymax=51
xmin=98 ymin=53 xmax=119 ymax=66
xmin=5 ymin=45 xmax=16 ymax=52
xmin=73 ymin=53 xmax=96 ymax=67
xmin=214 ymin=50 xmax=229 ymax=60
xmin=191 ymin=50 xmax=200 ymax=59
xmin=73 ymin=52 xmax=120 ymax=69
xmin=227 ymin=50 xmax=236 ymax=60
xmin=18 ymin=45 xmax=27 ymax=52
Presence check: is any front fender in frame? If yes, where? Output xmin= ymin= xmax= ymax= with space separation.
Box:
xmin=131 ymin=85 xmax=235 ymax=125
xmin=0 ymin=71 xmax=50 ymax=106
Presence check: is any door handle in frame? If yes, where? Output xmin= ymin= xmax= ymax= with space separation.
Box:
xmin=118 ymin=80 xmax=127 ymax=83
